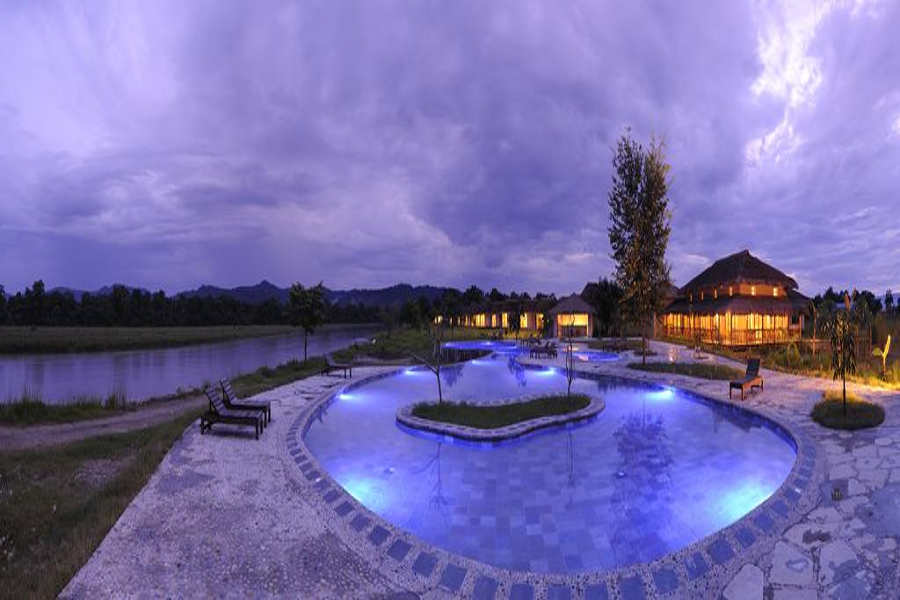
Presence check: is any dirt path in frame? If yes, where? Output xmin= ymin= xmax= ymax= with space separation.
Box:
xmin=0 ymin=395 xmax=207 ymax=451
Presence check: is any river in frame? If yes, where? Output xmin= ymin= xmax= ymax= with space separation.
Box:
xmin=0 ymin=324 xmax=379 ymax=404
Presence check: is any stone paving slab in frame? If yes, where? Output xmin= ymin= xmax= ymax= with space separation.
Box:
xmin=63 ymin=341 xmax=900 ymax=598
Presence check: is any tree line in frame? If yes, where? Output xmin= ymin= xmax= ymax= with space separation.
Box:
xmin=0 ymin=280 xmax=380 ymax=327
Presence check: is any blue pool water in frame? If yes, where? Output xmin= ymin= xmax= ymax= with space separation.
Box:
xmin=304 ymin=351 xmax=795 ymax=573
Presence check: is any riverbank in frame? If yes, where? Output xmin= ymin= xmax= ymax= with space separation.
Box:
xmin=0 ymin=324 xmax=377 ymax=354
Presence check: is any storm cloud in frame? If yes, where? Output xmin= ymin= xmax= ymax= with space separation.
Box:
xmin=1 ymin=0 xmax=898 ymax=295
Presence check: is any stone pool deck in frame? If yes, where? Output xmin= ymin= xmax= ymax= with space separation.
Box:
xmin=62 ymin=342 xmax=900 ymax=599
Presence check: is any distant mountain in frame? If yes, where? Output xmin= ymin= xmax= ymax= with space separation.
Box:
xmin=179 ymin=280 xmax=289 ymax=304
xmin=326 ymin=283 xmax=450 ymax=307
xmin=49 ymin=284 xmax=148 ymax=302
xmin=178 ymin=281 xmax=451 ymax=307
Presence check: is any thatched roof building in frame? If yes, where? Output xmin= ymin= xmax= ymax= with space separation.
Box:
xmin=661 ymin=250 xmax=808 ymax=346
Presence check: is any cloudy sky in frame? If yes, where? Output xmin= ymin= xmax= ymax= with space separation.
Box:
xmin=2 ymin=0 xmax=899 ymax=296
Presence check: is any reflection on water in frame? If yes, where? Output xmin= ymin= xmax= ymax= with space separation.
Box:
xmin=0 ymin=325 xmax=378 ymax=404
xmin=305 ymin=351 xmax=795 ymax=573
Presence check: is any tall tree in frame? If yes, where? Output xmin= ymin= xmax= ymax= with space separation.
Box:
xmin=607 ymin=131 xmax=672 ymax=364
xmin=885 ymin=289 xmax=894 ymax=316
xmin=288 ymin=282 xmax=327 ymax=361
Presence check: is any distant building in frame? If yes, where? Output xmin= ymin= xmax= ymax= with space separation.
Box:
xmin=661 ymin=249 xmax=809 ymax=346
xmin=547 ymin=294 xmax=597 ymax=338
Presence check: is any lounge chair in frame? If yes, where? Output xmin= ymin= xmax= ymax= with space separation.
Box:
xmin=220 ymin=379 xmax=271 ymax=425
xmin=321 ymin=353 xmax=353 ymax=378
xmin=729 ymin=358 xmax=763 ymax=400
xmin=201 ymin=387 xmax=263 ymax=439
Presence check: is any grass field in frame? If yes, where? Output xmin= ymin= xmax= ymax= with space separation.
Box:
xmin=0 ymin=409 xmax=203 ymax=600
xmin=627 ymin=361 xmax=745 ymax=380
xmin=0 ymin=392 xmax=130 ymax=426
xmin=412 ymin=394 xmax=591 ymax=429
xmin=0 ymin=325 xmax=303 ymax=354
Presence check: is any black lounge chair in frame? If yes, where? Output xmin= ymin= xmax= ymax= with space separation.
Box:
xmin=322 ymin=353 xmax=353 ymax=378
xmin=530 ymin=342 xmax=558 ymax=359
xmin=729 ymin=358 xmax=763 ymax=400
xmin=220 ymin=379 xmax=271 ymax=425
xmin=201 ymin=387 xmax=263 ymax=439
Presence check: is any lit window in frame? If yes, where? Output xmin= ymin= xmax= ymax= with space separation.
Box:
xmin=700 ymin=291 xmax=704 ymax=301
xmin=751 ymin=286 xmax=756 ymax=296
xmin=714 ymin=289 xmax=718 ymax=299
xmin=773 ymin=287 xmax=778 ymax=297
xmin=729 ymin=286 xmax=733 ymax=296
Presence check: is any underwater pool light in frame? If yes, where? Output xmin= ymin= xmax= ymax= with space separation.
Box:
xmin=646 ymin=387 xmax=675 ymax=402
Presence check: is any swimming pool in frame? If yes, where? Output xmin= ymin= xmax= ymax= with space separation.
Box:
xmin=304 ymin=351 xmax=795 ymax=573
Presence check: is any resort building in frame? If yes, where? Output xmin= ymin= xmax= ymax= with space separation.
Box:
xmin=547 ymin=294 xmax=597 ymax=338
xmin=448 ymin=299 xmax=548 ymax=334
xmin=661 ymin=249 xmax=809 ymax=346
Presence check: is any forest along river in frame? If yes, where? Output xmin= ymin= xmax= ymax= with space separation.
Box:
xmin=0 ymin=324 xmax=378 ymax=405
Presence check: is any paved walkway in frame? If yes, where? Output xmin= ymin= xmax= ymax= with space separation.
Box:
xmin=62 ymin=342 xmax=900 ymax=598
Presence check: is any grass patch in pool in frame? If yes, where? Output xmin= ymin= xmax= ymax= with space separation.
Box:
xmin=627 ymin=362 xmax=744 ymax=380
xmin=811 ymin=390 xmax=885 ymax=430
xmin=411 ymin=394 xmax=591 ymax=429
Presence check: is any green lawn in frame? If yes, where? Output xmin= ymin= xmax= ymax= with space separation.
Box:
xmin=412 ymin=394 xmax=591 ymax=429
xmin=0 ymin=409 xmax=203 ymax=600
xmin=811 ymin=390 xmax=885 ymax=430
xmin=0 ymin=325 xmax=303 ymax=354
xmin=332 ymin=326 xmax=491 ymax=362
xmin=627 ymin=361 xmax=744 ymax=380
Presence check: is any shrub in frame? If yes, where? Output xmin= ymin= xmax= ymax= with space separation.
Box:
xmin=811 ymin=391 xmax=884 ymax=430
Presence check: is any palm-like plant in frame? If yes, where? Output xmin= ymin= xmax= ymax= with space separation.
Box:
xmin=827 ymin=296 xmax=858 ymax=416
xmin=872 ymin=335 xmax=892 ymax=380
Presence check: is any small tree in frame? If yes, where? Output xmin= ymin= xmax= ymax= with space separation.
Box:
xmin=607 ymin=131 xmax=671 ymax=365
xmin=508 ymin=301 xmax=523 ymax=340
xmin=827 ymin=295 xmax=858 ymax=416
xmin=413 ymin=326 xmax=445 ymax=404
xmin=884 ymin=289 xmax=894 ymax=316
xmin=564 ymin=331 xmax=576 ymax=398
xmin=288 ymin=282 xmax=327 ymax=361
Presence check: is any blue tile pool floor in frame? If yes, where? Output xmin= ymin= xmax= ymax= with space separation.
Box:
xmin=304 ymin=352 xmax=795 ymax=573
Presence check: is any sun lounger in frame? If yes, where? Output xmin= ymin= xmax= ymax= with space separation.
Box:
xmin=220 ymin=379 xmax=271 ymax=425
xmin=321 ymin=353 xmax=353 ymax=378
xmin=729 ymin=358 xmax=763 ymax=400
xmin=201 ymin=387 xmax=263 ymax=439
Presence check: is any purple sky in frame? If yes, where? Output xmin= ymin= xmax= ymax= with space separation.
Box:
xmin=2 ymin=1 xmax=899 ymax=296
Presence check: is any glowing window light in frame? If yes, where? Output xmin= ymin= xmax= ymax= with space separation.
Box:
xmin=751 ymin=286 xmax=756 ymax=296
xmin=729 ymin=286 xmax=733 ymax=296
xmin=773 ymin=287 xmax=779 ymax=297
